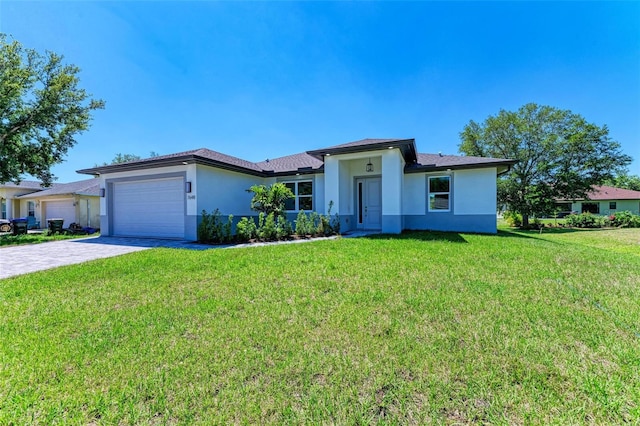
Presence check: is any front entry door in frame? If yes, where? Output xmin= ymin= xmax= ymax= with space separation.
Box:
xmin=357 ymin=177 xmax=382 ymax=230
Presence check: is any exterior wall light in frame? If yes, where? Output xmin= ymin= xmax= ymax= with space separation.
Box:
xmin=366 ymin=158 xmax=374 ymax=173
xmin=99 ymin=188 xmax=106 ymax=197
xmin=185 ymin=181 xmax=192 ymax=193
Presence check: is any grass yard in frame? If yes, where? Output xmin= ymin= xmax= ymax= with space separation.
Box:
xmin=0 ymin=232 xmax=97 ymax=247
xmin=1 ymin=228 xmax=639 ymax=424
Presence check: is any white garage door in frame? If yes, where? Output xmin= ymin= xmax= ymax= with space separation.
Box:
xmin=45 ymin=200 xmax=76 ymax=228
xmin=112 ymin=177 xmax=185 ymax=238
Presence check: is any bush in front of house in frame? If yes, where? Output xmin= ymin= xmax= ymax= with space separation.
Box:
xmin=198 ymin=209 xmax=233 ymax=243
xmin=609 ymin=211 xmax=640 ymax=228
xmin=256 ymin=212 xmax=293 ymax=241
xmin=198 ymin=186 xmax=341 ymax=244
xmin=236 ymin=216 xmax=257 ymax=241
xmin=198 ymin=207 xmax=340 ymax=244
xmin=563 ymin=211 xmax=640 ymax=229
xmin=564 ymin=212 xmax=605 ymax=228
xmin=503 ymin=211 xmax=522 ymax=228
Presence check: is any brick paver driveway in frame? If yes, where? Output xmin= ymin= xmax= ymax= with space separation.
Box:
xmin=0 ymin=236 xmax=212 ymax=279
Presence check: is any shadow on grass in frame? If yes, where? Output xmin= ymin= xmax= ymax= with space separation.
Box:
xmin=69 ymin=236 xmax=214 ymax=250
xmin=358 ymin=228 xmax=567 ymax=244
xmin=504 ymin=226 xmax=604 ymax=235
xmin=358 ymin=230 xmax=469 ymax=243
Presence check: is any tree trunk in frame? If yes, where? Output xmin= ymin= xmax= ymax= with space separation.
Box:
xmin=522 ymin=214 xmax=529 ymax=228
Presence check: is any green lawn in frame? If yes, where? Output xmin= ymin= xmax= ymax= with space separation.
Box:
xmin=0 ymin=232 xmax=98 ymax=247
xmin=1 ymin=228 xmax=639 ymax=424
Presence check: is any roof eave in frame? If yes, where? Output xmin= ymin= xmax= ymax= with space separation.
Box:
xmin=263 ymin=167 xmax=325 ymax=178
xmin=77 ymin=154 xmax=265 ymax=177
xmin=192 ymin=157 xmax=265 ymax=177
xmin=18 ymin=192 xmax=73 ymax=199
xmin=307 ymin=139 xmax=417 ymax=163
xmin=404 ymin=160 xmax=517 ymax=174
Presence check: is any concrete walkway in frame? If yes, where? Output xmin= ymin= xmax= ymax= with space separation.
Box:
xmin=0 ymin=231 xmax=380 ymax=280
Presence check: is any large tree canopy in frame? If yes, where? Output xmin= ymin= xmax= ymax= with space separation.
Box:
xmin=459 ymin=103 xmax=632 ymax=226
xmin=0 ymin=34 xmax=104 ymax=185
xmin=603 ymin=173 xmax=640 ymax=192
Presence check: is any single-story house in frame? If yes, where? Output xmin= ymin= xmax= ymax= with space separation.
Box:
xmin=17 ymin=179 xmax=101 ymax=229
xmin=77 ymin=138 xmax=516 ymax=240
xmin=556 ymin=185 xmax=640 ymax=216
xmin=0 ymin=181 xmax=51 ymax=222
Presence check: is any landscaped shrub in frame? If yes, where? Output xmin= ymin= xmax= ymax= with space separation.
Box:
xmin=236 ymin=217 xmax=257 ymax=242
xmin=295 ymin=210 xmax=310 ymax=236
xmin=609 ymin=211 xmax=640 ymax=228
xmin=198 ymin=209 xmax=234 ymax=243
xmin=565 ymin=212 xmax=605 ymax=228
xmin=308 ymin=212 xmax=321 ymax=235
xmin=248 ymin=183 xmax=294 ymax=219
xmin=258 ymin=212 xmax=278 ymax=241
xmin=503 ymin=211 xmax=522 ymax=227
xmin=277 ymin=215 xmax=293 ymax=239
xmin=295 ymin=202 xmax=340 ymax=237
xmin=295 ymin=211 xmax=324 ymax=237
xmin=201 ymin=200 xmax=340 ymax=244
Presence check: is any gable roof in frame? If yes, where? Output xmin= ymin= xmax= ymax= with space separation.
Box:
xmin=77 ymin=139 xmax=515 ymax=177
xmin=307 ymin=138 xmax=418 ymax=164
xmin=18 ymin=179 xmax=101 ymax=198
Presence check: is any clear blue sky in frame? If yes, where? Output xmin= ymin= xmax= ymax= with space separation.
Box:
xmin=2 ymin=1 xmax=639 ymax=182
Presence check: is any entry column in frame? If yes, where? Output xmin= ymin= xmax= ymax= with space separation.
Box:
xmin=381 ymin=149 xmax=404 ymax=233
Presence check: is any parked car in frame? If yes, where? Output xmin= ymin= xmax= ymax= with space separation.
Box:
xmin=0 ymin=219 xmax=11 ymax=233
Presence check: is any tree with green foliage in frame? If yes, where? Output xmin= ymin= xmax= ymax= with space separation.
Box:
xmin=603 ymin=173 xmax=640 ymax=191
xmin=0 ymin=34 xmax=104 ymax=185
xmin=459 ymin=103 xmax=632 ymax=227
xmin=110 ymin=153 xmax=142 ymax=164
xmin=248 ymin=183 xmax=294 ymax=219
xmin=96 ymin=151 xmax=160 ymax=166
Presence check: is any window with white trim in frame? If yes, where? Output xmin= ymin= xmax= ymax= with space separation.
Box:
xmin=428 ymin=176 xmax=450 ymax=212
xmin=27 ymin=201 xmax=35 ymax=217
xmin=284 ymin=180 xmax=313 ymax=211
xmin=1 ymin=199 xmax=6 ymax=219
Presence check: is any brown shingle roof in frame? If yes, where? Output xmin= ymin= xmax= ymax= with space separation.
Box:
xmin=77 ymin=148 xmax=264 ymax=176
xmin=583 ymin=185 xmax=640 ymax=201
xmin=77 ymin=139 xmax=515 ymax=177
xmin=189 ymin=148 xmax=264 ymax=173
xmin=413 ymin=153 xmax=516 ymax=169
xmin=255 ymin=152 xmax=323 ymax=174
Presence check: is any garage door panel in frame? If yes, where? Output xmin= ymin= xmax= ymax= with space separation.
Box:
xmin=45 ymin=201 xmax=76 ymax=227
xmin=112 ymin=177 xmax=185 ymax=238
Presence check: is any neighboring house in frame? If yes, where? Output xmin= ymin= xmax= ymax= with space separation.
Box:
xmin=77 ymin=138 xmax=516 ymax=241
xmin=17 ymin=179 xmax=101 ymax=229
xmin=0 ymin=181 xmax=50 ymax=221
xmin=556 ymin=185 xmax=640 ymax=216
